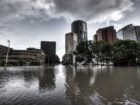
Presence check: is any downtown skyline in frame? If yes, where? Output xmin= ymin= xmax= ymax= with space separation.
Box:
xmin=0 ymin=0 xmax=140 ymax=58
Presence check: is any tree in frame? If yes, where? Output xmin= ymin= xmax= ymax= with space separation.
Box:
xmin=75 ymin=39 xmax=140 ymax=66
xmin=75 ymin=41 xmax=93 ymax=64
xmin=101 ymin=43 xmax=113 ymax=65
xmin=93 ymin=41 xmax=107 ymax=65
xmin=112 ymin=40 xmax=139 ymax=66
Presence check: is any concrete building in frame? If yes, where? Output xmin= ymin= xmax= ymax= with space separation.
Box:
xmin=7 ymin=48 xmax=45 ymax=65
xmin=63 ymin=20 xmax=87 ymax=65
xmin=72 ymin=20 xmax=88 ymax=43
xmin=135 ymin=26 xmax=140 ymax=41
xmin=41 ymin=41 xmax=59 ymax=64
xmin=41 ymin=41 xmax=56 ymax=55
xmin=117 ymin=24 xmax=140 ymax=41
xmin=94 ymin=26 xmax=117 ymax=44
xmin=65 ymin=32 xmax=78 ymax=54
xmin=62 ymin=54 xmax=73 ymax=65
xmin=116 ymin=29 xmax=124 ymax=40
xmin=0 ymin=44 xmax=13 ymax=55
xmin=0 ymin=45 xmax=13 ymax=64
xmin=93 ymin=34 xmax=98 ymax=43
xmin=63 ymin=32 xmax=78 ymax=64
xmin=0 ymin=44 xmax=45 ymax=66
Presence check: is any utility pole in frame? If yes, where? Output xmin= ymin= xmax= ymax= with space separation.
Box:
xmin=5 ymin=40 xmax=10 ymax=69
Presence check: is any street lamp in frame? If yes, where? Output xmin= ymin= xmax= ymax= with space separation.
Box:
xmin=136 ymin=58 xmax=138 ymax=67
xmin=5 ymin=40 xmax=10 ymax=69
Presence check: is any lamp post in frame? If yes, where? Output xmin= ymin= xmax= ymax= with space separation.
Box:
xmin=5 ymin=40 xmax=10 ymax=69
xmin=136 ymin=58 xmax=138 ymax=67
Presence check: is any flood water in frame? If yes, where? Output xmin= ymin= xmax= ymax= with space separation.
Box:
xmin=0 ymin=65 xmax=140 ymax=105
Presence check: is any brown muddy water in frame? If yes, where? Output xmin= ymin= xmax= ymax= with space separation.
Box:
xmin=0 ymin=65 xmax=140 ymax=105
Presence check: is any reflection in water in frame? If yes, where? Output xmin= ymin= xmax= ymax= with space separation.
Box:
xmin=38 ymin=66 xmax=56 ymax=91
xmin=64 ymin=66 xmax=140 ymax=105
xmin=0 ymin=65 xmax=140 ymax=105
xmin=65 ymin=66 xmax=96 ymax=105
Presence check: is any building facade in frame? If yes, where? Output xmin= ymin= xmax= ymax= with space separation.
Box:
xmin=41 ymin=41 xmax=56 ymax=56
xmin=117 ymin=30 xmax=124 ymax=40
xmin=0 ymin=45 xmax=45 ymax=66
xmin=117 ymin=24 xmax=140 ymax=42
xmin=0 ymin=44 xmax=13 ymax=55
xmin=41 ymin=41 xmax=59 ymax=64
xmin=72 ymin=20 xmax=88 ymax=43
xmin=7 ymin=48 xmax=45 ymax=65
xmin=65 ymin=32 xmax=78 ymax=54
xmin=62 ymin=54 xmax=73 ymax=65
xmin=94 ymin=26 xmax=117 ymax=44
xmin=0 ymin=45 xmax=13 ymax=65
xmin=93 ymin=34 xmax=98 ymax=43
xmin=63 ymin=32 xmax=78 ymax=64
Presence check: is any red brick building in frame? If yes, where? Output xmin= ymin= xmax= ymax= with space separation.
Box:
xmin=94 ymin=26 xmax=117 ymax=44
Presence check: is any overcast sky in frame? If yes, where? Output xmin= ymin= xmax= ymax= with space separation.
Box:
xmin=0 ymin=0 xmax=140 ymax=58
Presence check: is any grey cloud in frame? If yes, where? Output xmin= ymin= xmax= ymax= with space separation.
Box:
xmin=0 ymin=0 xmax=50 ymax=22
xmin=0 ymin=0 xmax=29 ymax=21
xmin=49 ymin=0 xmax=134 ymax=22
xmin=0 ymin=0 xmax=134 ymax=23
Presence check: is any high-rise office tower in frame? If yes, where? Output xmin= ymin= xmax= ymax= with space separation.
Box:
xmin=41 ymin=41 xmax=56 ymax=56
xmin=71 ymin=20 xmax=88 ymax=43
xmin=65 ymin=32 xmax=78 ymax=54
xmin=41 ymin=41 xmax=59 ymax=64
xmin=117 ymin=24 xmax=140 ymax=42
xmin=63 ymin=32 xmax=78 ymax=64
xmin=94 ymin=26 xmax=117 ymax=44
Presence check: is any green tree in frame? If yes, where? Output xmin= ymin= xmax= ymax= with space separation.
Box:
xmin=75 ymin=39 xmax=140 ymax=66
xmin=75 ymin=41 xmax=93 ymax=64
xmin=112 ymin=40 xmax=139 ymax=66
xmin=101 ymin=43 xmax=113 ymax=65
xmin=93 ymin=41 xmax=106 ymax=65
